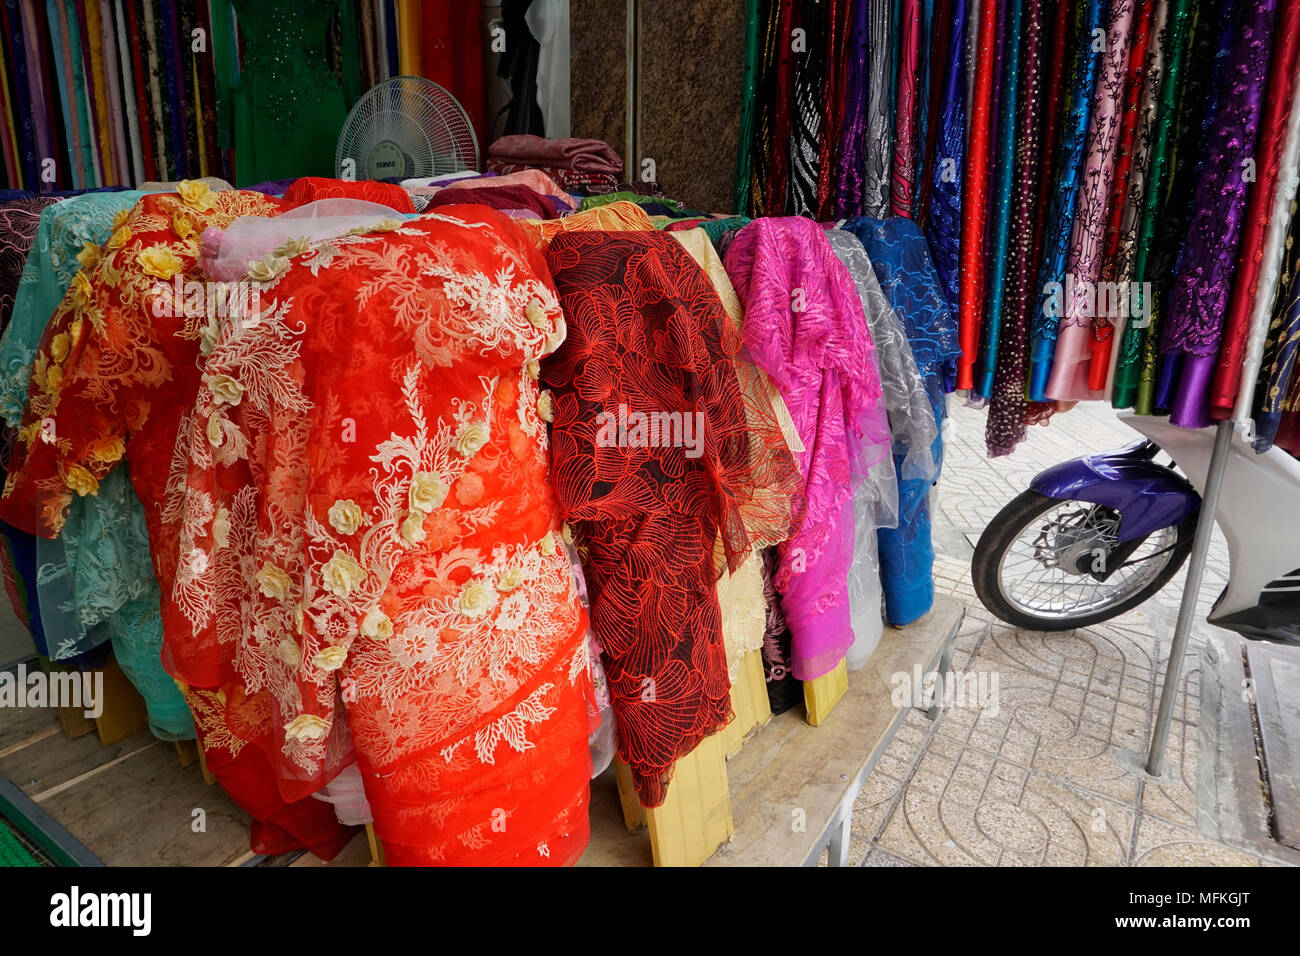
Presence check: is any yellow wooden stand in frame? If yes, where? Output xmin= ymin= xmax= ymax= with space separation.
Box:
xmin=803 ymin=660 xmax=848 ymax=727
xmin=93 ymin=652 xmax=150 ymax=746
xmin=719 ymin=648 xmax=772 ymax=757
xmin=173 ymin=739 xmax=200 ymax=768
xmin=195 ymin=738 xmax=216 ymax=784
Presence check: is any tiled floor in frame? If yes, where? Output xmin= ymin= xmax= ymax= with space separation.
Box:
xmin=850 ymin=400 xmax=1294 ymax=867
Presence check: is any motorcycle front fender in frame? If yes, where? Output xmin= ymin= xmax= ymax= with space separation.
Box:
xmin=1029 ymin=443 xmax=1201 ymax=544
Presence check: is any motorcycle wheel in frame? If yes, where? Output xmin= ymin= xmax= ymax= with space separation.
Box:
xmin=971 ymin=490 xmax=1196 ymax=631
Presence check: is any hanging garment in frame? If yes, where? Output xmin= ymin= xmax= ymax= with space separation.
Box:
xmin=1206 ymin=3 xmax=1300 ymax=419
xmin=984 ymin=0 xmax=1050 ymax=456
xmin=226 ymin=2 xmax=351 ymax=186
xmin=525 ymin=0 xmax=571 ymax=139
xmin=544 ymin=230 xmax=802 ymax=806
xmin=0 ymin=182 xmax=351 ymax=860
xmin=1161 ymin=0 xmax=1278 ymax=427
xmin=725 ymin=217 xmax=891 ymax=678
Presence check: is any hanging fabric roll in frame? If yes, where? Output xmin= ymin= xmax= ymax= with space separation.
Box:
xmin=921 ymin=0 xmax=967 ymax=318
xmin=1161 ymin=0 xmax=1279 ymax=427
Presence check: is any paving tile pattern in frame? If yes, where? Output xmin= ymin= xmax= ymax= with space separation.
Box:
xmin=853 ymin=401 xmax=1291 ymax=867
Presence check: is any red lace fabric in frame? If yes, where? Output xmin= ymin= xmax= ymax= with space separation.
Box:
xmin=541 ymin=231 xmax=801 ymax=806
xmin=0 ymin=183 xmax=351 ymax=859
xmin=169 ymin=205 xmax=596 ymax=865
xmin=281 ymin=177 xmax=416 ymax=213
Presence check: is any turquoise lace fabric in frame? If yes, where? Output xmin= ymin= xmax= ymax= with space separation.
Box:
xmin=0 ymin=192 xmax=193 ymax=740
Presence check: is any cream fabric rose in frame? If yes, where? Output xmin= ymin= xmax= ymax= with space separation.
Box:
xmin=408 ymin=472 xmax=448 ymax=514
xmin=69 ymin=271 xmax=93 ymax=308
xmin=275 ymin=638 xmax=302 ymax=669
xmin=536 ymin=390 xmax=554 ymax=423
xmin=526 ymin=297 xmax=548 ymax=329
xmin=359 ymin=608 xmax=394 ymax=640
xmin=176 ymin=180 xmax=212 ymax=208
xmin=206 ymin=414 xmax=225 ymax=448
xmin=187 ymin=548 xmax=209 ymax=575
xmin=328 ymin=499 xmax=364 ymax=535
xmin=284 ymin=714 xmax=329 ymax=742
xmin=294 ymin=602 xmax=305 ymax=635
xmin=453 ymin=420 xmax=489 ymax=458
xmin=497 ymin=565 xmax=525 ymax=592
xmin=256 ymin=562 xmax=293 ymax=601
xmin=540 ymin=530 xmax=556 ymax=557
xmin=321 ymin=551 xmax=366 ymax=597
xmin=212 ymin=507 xmax=231 ymax=548
xmin=313 ymin=646 xmax=348 ymax=672
xmin=458 ymin=579 xmax=497 ymax=620
xmin=208 ymin=374 xmax=245 ymax=406
xmin=400 ymin=512 xmax=427 ymax=545
xmin=273 ymin=236 xmax=310 ymax=258
xmin=247 ymin=255 xmax=289 ymax=282
xmin=560 ymin=522 xmax=574 ymax=546
xmin=49 ymin=333 xmax=71 ymax=363
xmin=525 ymin=359 xmax=540 ymax=380
xmin=372 ymin=218 xmax=402 ymax=232
xmin=138 ymin=244 xmax=183 ymax=279
xmin=64 ymin=465 xmax=99 ymax=496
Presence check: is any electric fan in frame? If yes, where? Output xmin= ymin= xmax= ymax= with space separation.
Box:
xmin=335 ymin=77 xmax=480 ymax=182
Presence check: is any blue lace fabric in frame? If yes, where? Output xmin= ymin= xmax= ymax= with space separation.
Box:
xmin=922 ymin=0 xmax=968 ymax=316
xmin=0 ymin=192 xmax=193 ymax=739
xmin=841 ymin=217 xmax=959 ymax=625
xmin=1027 ymin=0 xmax=1106 ymax=401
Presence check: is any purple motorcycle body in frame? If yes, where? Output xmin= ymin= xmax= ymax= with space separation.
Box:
xmin=1029 ymin=440 xmax=1201 ymax=544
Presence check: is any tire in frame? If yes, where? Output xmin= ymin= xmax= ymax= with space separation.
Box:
xmin=971 ymin=490 xmax=1196 ymax=631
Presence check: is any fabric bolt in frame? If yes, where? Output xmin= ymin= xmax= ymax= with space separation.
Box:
xmin=862 ymin=0 xmax=895 ymax=218
xmin=426 ymin=184 xmax=559 ymax=219
xmin=842 ymin=216 xmax=956 ymax=625
xmin=956 ymin=0 xmax=997 ymax=391
xmin=1207 ymin=3 xmax=1300 ymax=419
xmin=0 ymin=183 xmax=352 ymax=860
xmin=985 ymin=0 xmax=1050 ymax=456
xmin=1255 ymin=198 xmax=1300 ymax=449
xmin=1098 ymin=0 xmax=1167 ymax=398
xmin=545 ymin=230 xmax=801 ymax=806
xmin=1027 ymin=0 xmax=1108 ymax=404
xmin=786 ymin=0 xmax=826 ymax=218
xmin=1135 ymin=0 xmax=1235 ymax=414
xmin=814 ymin=0 xmax=850 ymax=220
xmin=1112 ymin=0 xmax=1199 ymax=408
xmin=972 ymin=0 xmax=1023 ymax=401
xmin=891 ymin=0 xmax=923 ymax=217
xmin=834 ymin=0 xmax=872 ymax=218
xmin=748 ymin=0 xmax=791 ymax=217
xmin=757 ymin=546 xmax=800 ymax=714
xmin=734 ymin=0 xmax=761 ymax=216
xmin=921 ymin=0 xmax=967 ymax=312
xmin=1239 ymin=51 xmax=1300 ymax=427
xmin=1162 ymin=0 xmax=1278 ymax=427
xmin=1045 ymin=0 xmax=1139 ymax=402
xmin=725 ymin=217 xmax=892 ymax=678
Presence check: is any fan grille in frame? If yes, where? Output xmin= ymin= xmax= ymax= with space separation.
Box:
xmin=336 ymin=77 xmax=480 ymax=181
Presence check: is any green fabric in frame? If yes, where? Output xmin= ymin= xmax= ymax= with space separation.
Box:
xmin=578 ymin=191 xmax=683 ymax=213
xmin=230 ymin=2 xmax=348 ymax=186
xmin=0 ymin=821 xmax=40 ymax=867
xmin=210 ymin=0 xmax=239 ymax=151
xmin=733 ymin=0 xmax=761 ymax=216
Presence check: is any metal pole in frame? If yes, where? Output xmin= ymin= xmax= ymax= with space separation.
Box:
xmin=1145 ymin=418 xmax=1235 ymax=776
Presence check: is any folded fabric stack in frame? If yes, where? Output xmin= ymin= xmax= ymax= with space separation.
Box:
xmin=487 ymin=135 xmax=623 ymax=195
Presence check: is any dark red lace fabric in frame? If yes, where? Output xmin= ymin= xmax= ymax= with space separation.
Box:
xmin=541 ymin=231 xmax=800 ymax=806
xmin=280 ymin=177 xmax=416 ymax=213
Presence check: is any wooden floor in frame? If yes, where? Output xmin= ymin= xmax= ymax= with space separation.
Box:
xmin=0 ymin=596 xmax=962 ymax=867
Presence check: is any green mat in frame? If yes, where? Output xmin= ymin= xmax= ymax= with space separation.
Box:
xmin=0 ymin=819 xmax=40 ymax=867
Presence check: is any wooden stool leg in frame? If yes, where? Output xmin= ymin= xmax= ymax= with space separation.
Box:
xmin=195 ymin=738 xmax=216 ymax=785
xmin=803 ymin=660 xmax=848 ymax=727
xmin=613 ymin=757 xmax=647 ymax=831
xmin=173 ymin=739 xmax=200 ymax=767
xmin=643 ymin=732 xmax=733 ymax=867
xmin=366 ymin=823 xmax=386 ymax=867
xmin=93 ymin=652 xmax=149 ymax=746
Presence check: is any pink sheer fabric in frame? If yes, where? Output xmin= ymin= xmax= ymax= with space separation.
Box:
xmin=723 ymin=217 xmax=891 ymax=680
